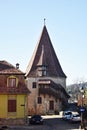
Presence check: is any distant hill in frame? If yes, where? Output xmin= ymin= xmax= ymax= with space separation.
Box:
xmin=67 ymin=82 xmax=87 ymax=92
xmin=66 ymin=82 xmax=87 ymax=103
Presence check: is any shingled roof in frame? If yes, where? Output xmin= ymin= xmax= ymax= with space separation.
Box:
xmin=26 ymin=25 xmax=66 ymax=78
xmin=0 ymin=60 xmax=30 ymax=94
xmin=0 ymin=60 xmax=24 ymax=74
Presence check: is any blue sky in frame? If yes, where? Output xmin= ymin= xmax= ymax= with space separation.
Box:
xmin=0 ymin=0 xmax=87 ymax=85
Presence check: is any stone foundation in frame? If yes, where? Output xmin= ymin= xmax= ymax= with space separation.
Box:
xmin=0 ymin=118 xmax=26 ymax=125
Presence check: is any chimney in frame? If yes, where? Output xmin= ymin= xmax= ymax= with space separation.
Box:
xmin=16 ymin=63 xmax=19 ymax=69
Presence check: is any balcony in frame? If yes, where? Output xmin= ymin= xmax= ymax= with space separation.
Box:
xmin=39 ymin=85 xmax=60 ymax=99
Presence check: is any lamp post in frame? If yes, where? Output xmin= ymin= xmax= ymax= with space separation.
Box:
xmin=80 ymin=86 xmax=85 ymax=129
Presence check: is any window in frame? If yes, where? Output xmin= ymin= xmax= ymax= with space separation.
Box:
xmin=7 ymin=76 xmax=18 ymax=87
xmin=8 ymin=78 xmax=16 ymax=87
xmin=38 ymin=97 xmax=42 ymax=104
xmin=32 ymin=82 xmax=36 ymax=88
xmin=42 ymin=66 xmax=47 ymax=76
xmin=37 ymin=66 xmax=47 ymax=77
xmin=8 ymin=99 xmax=16 ymax=112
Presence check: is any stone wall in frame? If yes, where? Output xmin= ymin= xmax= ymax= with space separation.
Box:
xmin=26 ymin=77 xmax=66 ymax=115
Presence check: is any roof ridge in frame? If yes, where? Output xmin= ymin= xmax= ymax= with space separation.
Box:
xmin=0 ymin=60 xmax=24 ymax=74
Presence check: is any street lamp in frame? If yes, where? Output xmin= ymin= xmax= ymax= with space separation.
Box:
xmin=80 ymin=86 xmax=85 ymax=129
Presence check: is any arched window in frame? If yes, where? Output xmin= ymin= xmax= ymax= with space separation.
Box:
xmin=7 ymin=76 xmax=18 ymax=87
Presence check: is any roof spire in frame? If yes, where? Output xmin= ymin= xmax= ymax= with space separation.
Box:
xmin=44 ymin=18 xmax=46 ymax=26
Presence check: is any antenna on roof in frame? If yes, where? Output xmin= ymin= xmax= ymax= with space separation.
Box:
xmin=44 ymin=18 xmax=46 ymax=26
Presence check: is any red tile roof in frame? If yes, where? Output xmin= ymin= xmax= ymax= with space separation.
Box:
xmin=0 ymin=60 xmax=24 ymax=74
xmin=26 ymin=25 xmax=66 ymax=78
xmin=0 ymin=85 xmax=30 ymax=94
xmin=0 ymin=60 xmax=30 ymax=94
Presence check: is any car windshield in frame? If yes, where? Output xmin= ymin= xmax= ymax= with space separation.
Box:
xmin=65 ymin=112 xmax=72 ymax=115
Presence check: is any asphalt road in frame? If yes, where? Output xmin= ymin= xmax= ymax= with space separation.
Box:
xmin=1 ymin=115 xmax=81 ymax=130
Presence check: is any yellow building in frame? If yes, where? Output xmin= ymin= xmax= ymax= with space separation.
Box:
xmin=84 ymin=88 xmax=87 ymax=107
xmin=0 ymin=61 xmax=30 ymax=125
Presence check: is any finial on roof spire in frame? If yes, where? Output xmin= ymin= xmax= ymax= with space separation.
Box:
xmin=44 ymin=18 xmax=46 ymax=26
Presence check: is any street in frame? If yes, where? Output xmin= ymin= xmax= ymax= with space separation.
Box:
xmin=6 ymin=115 xmax=81 ymax=130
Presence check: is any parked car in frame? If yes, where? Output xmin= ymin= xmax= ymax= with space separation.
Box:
xmin=62 ymin=111 xmax=72 ymax=120
xmin=69 ymin=114 xmax=81 ymax=123
xmin=29 ymin=115 xmax=44 ymax=125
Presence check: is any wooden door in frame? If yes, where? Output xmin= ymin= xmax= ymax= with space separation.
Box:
xmin=49 ymin=100 xmax=54 ymax=110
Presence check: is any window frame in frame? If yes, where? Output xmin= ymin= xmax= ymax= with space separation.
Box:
xmin=8 ymin=78 xmax=16 ymax=87
xmin=7 ymin=76 xmax=18 ymax=87
xmin=32 ymin=82 xmax=37 ymax=88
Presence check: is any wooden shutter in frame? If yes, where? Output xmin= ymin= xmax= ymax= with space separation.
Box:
xmin=8 ymin=100 xmax=16 ymax=112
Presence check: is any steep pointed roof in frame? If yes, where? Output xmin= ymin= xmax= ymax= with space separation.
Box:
xmin=26 ymin=25 xmax=66 ymax=78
